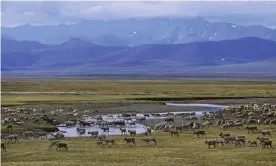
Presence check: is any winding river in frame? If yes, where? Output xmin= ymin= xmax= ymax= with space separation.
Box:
xmin=57 ymin=103 xmax=226 ymax=137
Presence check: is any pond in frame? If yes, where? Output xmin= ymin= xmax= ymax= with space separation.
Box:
xmin=57 ymin=103 xmax=226 ymax=137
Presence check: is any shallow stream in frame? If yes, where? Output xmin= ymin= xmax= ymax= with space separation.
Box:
xmin=57 ymin=103 xmax=226 ymax=137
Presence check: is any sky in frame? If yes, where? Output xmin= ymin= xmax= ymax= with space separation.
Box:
xmin=1 ymin=1 xmax=276 ymax=28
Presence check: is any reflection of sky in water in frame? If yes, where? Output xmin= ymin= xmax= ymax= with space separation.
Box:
xmin=58 ymin=124 xmax=147 ymax=137
xmin=57 ymin=103 xmax=225 ymax=137
xmin=165 ymin=103 xmax=226 ymax=108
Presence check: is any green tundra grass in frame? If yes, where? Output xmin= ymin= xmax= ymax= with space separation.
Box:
xmin=2 ymin=79 xmax=276 ymax=105
xmin=1 ymin=79 xmax=276 ymax=165
xmin=1 ymin=126 xmax=276 ymax=166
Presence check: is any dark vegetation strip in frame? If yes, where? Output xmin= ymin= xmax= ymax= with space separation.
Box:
xmin=3 ymin=74 xmax=276 ymax=79
xmin=1 ymin=125 xmax=59 ymax=133
xmin=1 ymin=100 xmax=160 ymax=107
xmin=3 ymin=97 xmax=276 ymax=107
xmin=127 ymin=96 xmax=276 ymax=101
xmin=3 ymin=75 xmax=276 ymax=82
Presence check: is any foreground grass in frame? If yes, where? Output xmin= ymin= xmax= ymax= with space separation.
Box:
xmin=2 ymin=79 xmax=276 ymax=105
xmin=1 ymin=127 xmax=276 ymax=166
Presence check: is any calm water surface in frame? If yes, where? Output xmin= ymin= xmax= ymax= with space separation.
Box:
xmin=57 ymin=103 xmax=226 ymax=137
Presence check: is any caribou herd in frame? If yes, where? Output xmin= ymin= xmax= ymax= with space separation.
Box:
xmin=1 ymin=103 xmax=276 ymax=152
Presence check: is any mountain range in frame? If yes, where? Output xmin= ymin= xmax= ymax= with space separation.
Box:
xmin=2 ymin=18 xmax=276 ymax=46
xmin=2 ymin=36 xmax=276 ymax=77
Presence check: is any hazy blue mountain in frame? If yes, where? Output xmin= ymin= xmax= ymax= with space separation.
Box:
xmin=2 ymin=18 xmax=276 ymax=46
xmin=4 ymin=60 xmax=276 ymax=78
xmin=91 ymin=34 xmax=131 ymax=47
xmin=1 ymin=36 xmax=49 ymax=53
xmin=2 ymin=37 xmax=276 ymax=76
xmin=2 ymin=51 xmax=40 ymax=69
xmin=1 ymin=37 xmax=125 ymax=69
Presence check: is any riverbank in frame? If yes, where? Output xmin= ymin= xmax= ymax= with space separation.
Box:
xmin=164 ymin=97 xmax=276 ymax=105
xmin=3 ymin=97 xmax=276 ymax=116
xmin=1 ymin=103 xmax=214 ymax=116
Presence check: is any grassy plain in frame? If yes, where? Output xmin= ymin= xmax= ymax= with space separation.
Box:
xmin=1 ymin=78 xmax=276 ymax=166
xmin=1 ymin=126 xmax=276 ymax=166
xmin=1 ymin=78 xmax=276 ymax=105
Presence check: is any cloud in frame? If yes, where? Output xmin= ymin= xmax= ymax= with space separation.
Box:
xmin=75 ymin=2 xmax=193 ymax=19
xmin=1 ymin=1 xmax=276 ymax=28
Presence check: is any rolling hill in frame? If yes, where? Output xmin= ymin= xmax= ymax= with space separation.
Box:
xmin=1 ymin=37 xmax=276 ymax=76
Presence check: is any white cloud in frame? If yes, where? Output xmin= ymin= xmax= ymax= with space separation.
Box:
xmin=1 ymin=1 xmax=276 ymax=28
xmin=76 ymin=2 xmax=193 ymax=19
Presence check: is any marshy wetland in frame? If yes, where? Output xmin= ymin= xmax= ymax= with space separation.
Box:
xmin=1 ymin=78 xmax=276 ymax=166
